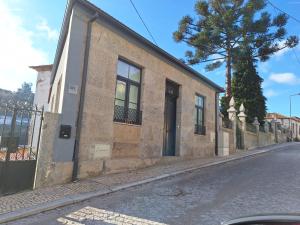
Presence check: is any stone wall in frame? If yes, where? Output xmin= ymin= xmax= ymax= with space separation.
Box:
xmin=35 ymin=112 xmax=73 ymax=188
xmin=218 ymin=97 xmax=288 ymax=154
xmin=75 ymin=14 xmax=218 ymax=178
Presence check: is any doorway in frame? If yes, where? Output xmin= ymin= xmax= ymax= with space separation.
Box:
xmin=163 ymin=80 xmax=179 ymax=156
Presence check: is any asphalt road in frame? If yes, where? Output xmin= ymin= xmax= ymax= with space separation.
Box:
xmin=7 ymin=143 xmax=300 ymax=225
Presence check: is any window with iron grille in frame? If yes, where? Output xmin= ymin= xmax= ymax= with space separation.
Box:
xmin=194 ymin=94 xmax=206 ymax=135
xmin=114 ymin=59 xmax=142 ymax=125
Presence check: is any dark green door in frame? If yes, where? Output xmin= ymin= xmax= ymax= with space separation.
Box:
xmin=163 ymin=81 xmax=178 ymax=156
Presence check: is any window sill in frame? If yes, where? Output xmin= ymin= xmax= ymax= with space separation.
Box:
xmin=113 ymin=121 xmax=142 ymax=127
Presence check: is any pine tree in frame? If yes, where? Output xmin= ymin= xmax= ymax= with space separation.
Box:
xmin=231 ymin=48 xmax=266 ymax=123
xmin=173 ymin=0 xmax=298 ymax=97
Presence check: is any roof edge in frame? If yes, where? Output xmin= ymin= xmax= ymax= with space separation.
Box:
xmin=51 ymin=0 xmax=224 ymax=92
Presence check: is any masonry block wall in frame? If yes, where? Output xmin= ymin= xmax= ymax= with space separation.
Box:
xmin=76 ymin=15 xmax=218 ymax=178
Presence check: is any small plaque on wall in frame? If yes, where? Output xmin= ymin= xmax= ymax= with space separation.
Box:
xmin=93 ymin=144 xmax=111 ymax=159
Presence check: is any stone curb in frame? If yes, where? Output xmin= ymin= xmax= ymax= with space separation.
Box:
xmin=0 ymin=142 xmax=296 ymax=224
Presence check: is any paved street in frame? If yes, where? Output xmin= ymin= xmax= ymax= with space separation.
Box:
xmin=7 ymin=143 xmax=300 ymax=225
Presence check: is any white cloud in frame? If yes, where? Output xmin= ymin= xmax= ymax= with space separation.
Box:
xmin=269 ymin=72 xmax=300 ymax=85
xmin=264 ymin=89 xmax=279 ymax=98
xmin=0 ymin=1 xmax=49 ymax=91
xmin=36 ymin=18 xmax=59 ymax=41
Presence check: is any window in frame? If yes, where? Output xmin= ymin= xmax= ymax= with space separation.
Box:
xmin=194 ymin=94 xmax=205 ymax=135
xmin=114 ymin=59 xmax=142 ymax=125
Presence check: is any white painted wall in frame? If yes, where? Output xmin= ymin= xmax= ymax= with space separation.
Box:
xmin=34 ymin=70 xmax=51 ymax=111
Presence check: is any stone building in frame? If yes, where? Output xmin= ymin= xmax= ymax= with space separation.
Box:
xmin=36 ymin=0 xmax=224 ymax=186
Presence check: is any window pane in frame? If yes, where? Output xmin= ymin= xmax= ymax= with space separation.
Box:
xmin=129 ymin=85 xmax=138 ymax=104
xmin=117 ymin=60 xmax=129 ymax=78
xmin=198 ymin=109 xmax=203 ymax=125
xmin=129 ymin=102 xmax=137 ymax=109
xmin=115 ymin=80 xmax=126 ymax=100
xmin=194 ymin=108 xmax=198 ymax=124
xmin=115 ymin=99 xmax=125 ymax=107
xmin=129 ymin=65 xmax=141 ymax=82
xmin=196 ymin=96 xmax=203 ymax=107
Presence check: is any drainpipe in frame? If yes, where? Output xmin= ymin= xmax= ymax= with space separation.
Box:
xmin=215 ymin=92 xmax=219 ymax=156
xmin=72 ymin=13 xmax=99 ymax=181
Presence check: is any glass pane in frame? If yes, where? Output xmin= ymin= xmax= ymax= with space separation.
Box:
xmin=194 ymin=108 xmax=198 ymax=124
xmin=129 ymin=85 xmax=138 ymax=104
xmin=115 ymin=80 xmax=126 ymax=100
xmin=129 ymin=102 xmax=137 ymax=109
xmin=198 ymin=109 xmax=203 ymax=125
xmin=117 ymin=60 xmax=129 ymax=78
xmin=115 ymin=99 xmax=125 ymax=107
xmin=197 ymin=96 xmax=204 ymax=107
xmin=129 ymin=65 xmax=141 ymax=82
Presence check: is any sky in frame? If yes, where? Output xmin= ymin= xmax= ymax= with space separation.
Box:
xmin=0 ymin=0 xmax=299 ymax=117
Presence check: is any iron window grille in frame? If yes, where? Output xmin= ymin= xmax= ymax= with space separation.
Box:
xmin=194 ymin=94 xmax=206 ymax=135
xmin=114 ymin=59 xmax=142 ymax=125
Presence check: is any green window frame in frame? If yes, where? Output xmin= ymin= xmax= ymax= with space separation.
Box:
xmin=114 ymin=59 xmax=142 ymax=125
xmin=195 ymin=94 xmax=206 ymax=135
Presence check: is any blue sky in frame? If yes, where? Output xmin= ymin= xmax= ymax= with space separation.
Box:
xmin=0 ymin=0 xmax=299 ymax=117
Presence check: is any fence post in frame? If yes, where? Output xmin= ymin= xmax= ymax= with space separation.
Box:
xmin=271 ymin=119 xmax=277 ymax=143
xmin=238 ymin=103 xmax=247 ymax=131
xmin=253 ymin=116 xmax=260 ymax=147
xmin=264 ymin=119 xmax=269 ymax=133
xmin=227 ymin=97 xmax=237 ymax=152
xmin=238 ymin=103 xmax=247 ymax=150
xmin=253 ymin=117 xmax=260 ymax=133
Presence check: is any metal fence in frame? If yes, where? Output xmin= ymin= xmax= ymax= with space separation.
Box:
xmin=222 ymin=117 xmax=233 ymax=129
xmin=246 ymin=123 xmax=257 ymax=133
xmin=0 ymin=105 xmax=43 ymax=161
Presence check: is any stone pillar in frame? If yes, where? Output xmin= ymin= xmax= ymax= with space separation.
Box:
xmin=238 ymin=103 xmax=247 ymax=150
xmin=253 ymin=117 xmax=260 ymax=133
xmin=271 ymin=119 xmax=277 ymax=143
xmin=238 ymin=103 xmax=247 ymax=131
xmin=264 ymin=120 xmax=269 ymax=133
xmin=227 ymin=97 xmax=237 ymax=152
xmin=253 ymin=116 xmax=260 ymax=147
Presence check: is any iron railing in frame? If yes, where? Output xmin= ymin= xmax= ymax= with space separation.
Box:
xmin=222 ymin=118 xmax=233 ymax=129
xmin=195 ymin=124 xmax=206 ymax=135
xmin=246 ymin=123 xmax=257 ymax=133
xmin=114 ymin=105 xmax=142 ymax=125
xmin=259 ymin=125 xmax=266 ymax=133
xmin=0 ymin=105 xmax=44 ymax=161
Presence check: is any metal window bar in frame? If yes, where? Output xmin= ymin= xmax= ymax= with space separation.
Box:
xmin=114 ymin=105 xmax=142 ymax=125
xmin=194 ymin=124 xmax=206 ymax=135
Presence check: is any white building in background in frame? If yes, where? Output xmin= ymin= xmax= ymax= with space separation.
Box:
xmin=29 ymin=65 xmax=52 ymax=153
xmin=266 ymin=113 xmax=300 ymax=140
xmin=29 ymin=64 xmax=52 ymax=111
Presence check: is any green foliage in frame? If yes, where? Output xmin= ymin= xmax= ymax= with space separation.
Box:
xmin=220 ymin=95 xmax=230 ymax=118
xmin=173 ymin=0 xmax=299 ymax=96
xmin=232 ymin=48 xmax=266 ymax=123
xmin=0 ymin=82 xmax=34 ymax=109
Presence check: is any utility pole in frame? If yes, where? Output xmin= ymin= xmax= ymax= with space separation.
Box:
xmin=289 ymin=93 xmax=300 ymax=141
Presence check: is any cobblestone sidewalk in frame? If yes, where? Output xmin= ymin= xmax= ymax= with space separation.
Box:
xmin=0 ymin=143 xmax=293 ymax=223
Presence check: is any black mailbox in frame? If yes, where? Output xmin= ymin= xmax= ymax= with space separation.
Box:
xmin=59 ymin=125 xmax=72 ymax=139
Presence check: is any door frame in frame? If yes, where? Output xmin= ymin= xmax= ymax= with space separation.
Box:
xmin=163 ymin=79 xmax=179 ymax=157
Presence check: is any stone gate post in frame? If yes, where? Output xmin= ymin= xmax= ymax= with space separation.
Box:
xmin=238 ymin=103 xmax=247 ymax=150
xmin=227 ymin=97 xmax=237 ymax=152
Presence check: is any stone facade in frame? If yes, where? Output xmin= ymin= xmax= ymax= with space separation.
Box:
xmin=36 ymin=0 xmax=223 ymax=187
xmin=76 ymin=11 xmax=219 ymax=178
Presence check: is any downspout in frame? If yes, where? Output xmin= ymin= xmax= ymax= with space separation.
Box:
xmin=215 ymin=92 xmax=219 ymax=156
xmin=72 ymin=13 xmax=99 ymax=181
